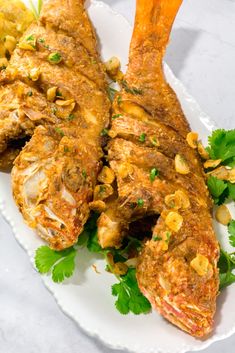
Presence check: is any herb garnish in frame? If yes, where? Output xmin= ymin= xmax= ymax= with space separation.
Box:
xmin=55 ymin=127 xmax=65 ymax=136
xmin=137 ymin=198 xmax=144 ymax=207
xmin=150 ymin=168 xmax=159 ymax=182
xmin=112 ymin=114 xmax=122 ymax=120
xmin=100 ymin=128 xmax=109 ymax=136
xmin=35 ymin=213 xmax=151 ymax=315
xmin=107 ymin=87 xmax=117 ymax=102
xmin=139 ymin=133 xmax=146 ymax=143
xmin=121 ymin=80 xmax=142 ymax=95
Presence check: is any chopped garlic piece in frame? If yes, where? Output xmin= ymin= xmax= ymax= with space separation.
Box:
xmin=215 ymin=205 xmax=232 ymax=226
xmin=165 ymin=211 xmax=183 ymax=232
xmin=190 ymin=254 xmax=211 ymax=276
xmin=175 ymin=154 xmax=190 ymax=175
xmin=204 ymin=159 xmax=221 ymax=169
xmin=186 ymin=132 xmax=198 ymax=149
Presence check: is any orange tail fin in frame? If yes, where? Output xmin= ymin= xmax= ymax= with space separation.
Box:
xmin=127 ymin=0 xmax=183 ymax=78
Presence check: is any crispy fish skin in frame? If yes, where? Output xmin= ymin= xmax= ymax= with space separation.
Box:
xmin=0 ymin=0 xmax=108 ymax=161
xmin=97 ymin=0 xmax=219 ymax=337
xmin=11 ymin=0 xmax=110 ymax=250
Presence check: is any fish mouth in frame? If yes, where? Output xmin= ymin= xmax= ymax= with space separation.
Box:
xmin=141 ymin=288 xmax=213 ymax=338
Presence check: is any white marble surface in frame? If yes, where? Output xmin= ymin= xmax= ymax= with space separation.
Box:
xmin=1 ymin=0 xmax=235 ymax=352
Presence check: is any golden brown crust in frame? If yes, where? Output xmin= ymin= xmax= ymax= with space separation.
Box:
xmin=97 ymin=0 xmax=219 ymax=337
xmin=9 ymin=0 xmax=110 ymax=249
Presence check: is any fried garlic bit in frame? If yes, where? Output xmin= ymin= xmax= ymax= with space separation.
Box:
xmin=186 ymin=132 xmax=198 ymax=149
xmin=190 ymin=254 xmax=212 ymax=277
xmin=175 ymin=154 xmax=190 ymax=175
xmin=165 ymin=211 xmax=183 ymax=232
xmin=47 ymin=86 xmax=57 ymax=101
xmin=204 ymin=159 xmax=221 ymax=169
xmin=215 ymin=205 xmax=232 ymax=226
xmin=165 ymin=190 xmax=190 ymax=210
xmin=94 ymin=184 xmax=114 ymax=201
xmin=98 ymin=166 xmax=115 ymax=184
xmin=105 ymin=56 xmax=123 ymax=81
xmin=197 ymin=141 xmax=209 ymax=160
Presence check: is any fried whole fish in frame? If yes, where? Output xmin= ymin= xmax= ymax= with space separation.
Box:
xmin=97 ymin=0 xmax=219 ymax=337
xmin=10 ymin=0 xmax=110 ymax=249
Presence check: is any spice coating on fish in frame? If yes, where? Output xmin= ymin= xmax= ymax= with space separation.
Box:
xmin=97 ymin=0 xmax=219 ymax=337
xmin=10 ymin=0 xmax=110 ymax=249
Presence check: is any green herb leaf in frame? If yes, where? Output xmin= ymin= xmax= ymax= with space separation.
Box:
xmin=218 ymin=249 xmax=235 ymax=290
xmin=121 ymin=80 xmax=142 ymax=95
xmin=117 ymin=96 xmax=122 ymax=105
xmin=137 ymin=198 xmax=144 ymax=207
xmin=150 ymin=168 xmax=159 ymax=182
xmin=207 ymin=176 xmax=227 ymax=204
xmin=112 ymin=114 xmax=122 ymax=120
xmin=228 ymin=182 xmax=235 ymax=201
xmin=111 ymin=268 xmax=151 ymax=315
xmin=107 ymin=87 xmax=117 ymax=102
xmin=139 ymin=133 xmax=146 ymax=143
xmin=35 ymin=246 xmax=76 ymax=283
xmin=52 ymin=249 xmax=76 ymax=283
xmin=153 ymin=235 xmax=162 ymax=241
xmin=220 ymin=272 xmax=235 ymax=290
xmin=68 ymin=114 xmax=75 ymax=121
xmin=100 ymin=128 xmax=109 ymax=137
xmin=55 ymin=127 xmax=65 ymax=136
xmin=207 ymin=129 xmax=235 ymax=162
xmin=228 ymin=220 xmax=235 ymax=247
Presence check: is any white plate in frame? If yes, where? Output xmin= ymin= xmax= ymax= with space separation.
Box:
xmin=0 ymin=1 xmax=234 ymax=353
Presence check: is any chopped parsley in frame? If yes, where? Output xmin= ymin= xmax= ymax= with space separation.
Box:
xmin=153 ymin=235 xmax=162 ymax=241
xmin=112 ymin=114 xmax=122 ymax=120
xmin=26 ymin=34 xmax=35 ymax=42
xmin=139 ymin=133 xmax=146 ymax=143
xmin=137 ymin=198 xmax=144 ymax=207
xmin=52 ymin=107 xmax=58 ymax=115
xmin=150 ymin=168 xmax=159 ymax=182
xmin=107 ymin=87 xmax=117 ymax=102
xmin=82 ymin=170 xmax=87 ymax=179
xmin=38 ymin=38 xmax=45 ymax=43
xmin=121 ymin=80 xmax=142 ymax=95
xmin=55 ymin=127 xmax=65 ymax=137
xmin=64 ymin=146 xmax=70 ymax=153
xmin=100 ymin=128 xmax=109 ymax=136
xmin=27 ymin=90 xmax=33 ymax=97
xmin=117 ymin=96 xmax=122 ymax=105
xmin=68 ymin=114 xmax=75 ymax=121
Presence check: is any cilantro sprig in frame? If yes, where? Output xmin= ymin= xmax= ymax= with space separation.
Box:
xmin=112 ymin=268 xmax=151 ymax=315
xmin=34 ymin=213 xmax=151 ymax=315
xmin=35 ymin=246 xmax=76 ymax=283
xmin=207 ymin=129 xmax=235 ymax=166
xmin=205 ymin=129 xmax=235 ymax=289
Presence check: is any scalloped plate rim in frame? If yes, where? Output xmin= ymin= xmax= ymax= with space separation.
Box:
xmin=0 ymin=1 xmax=234 ymax=353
